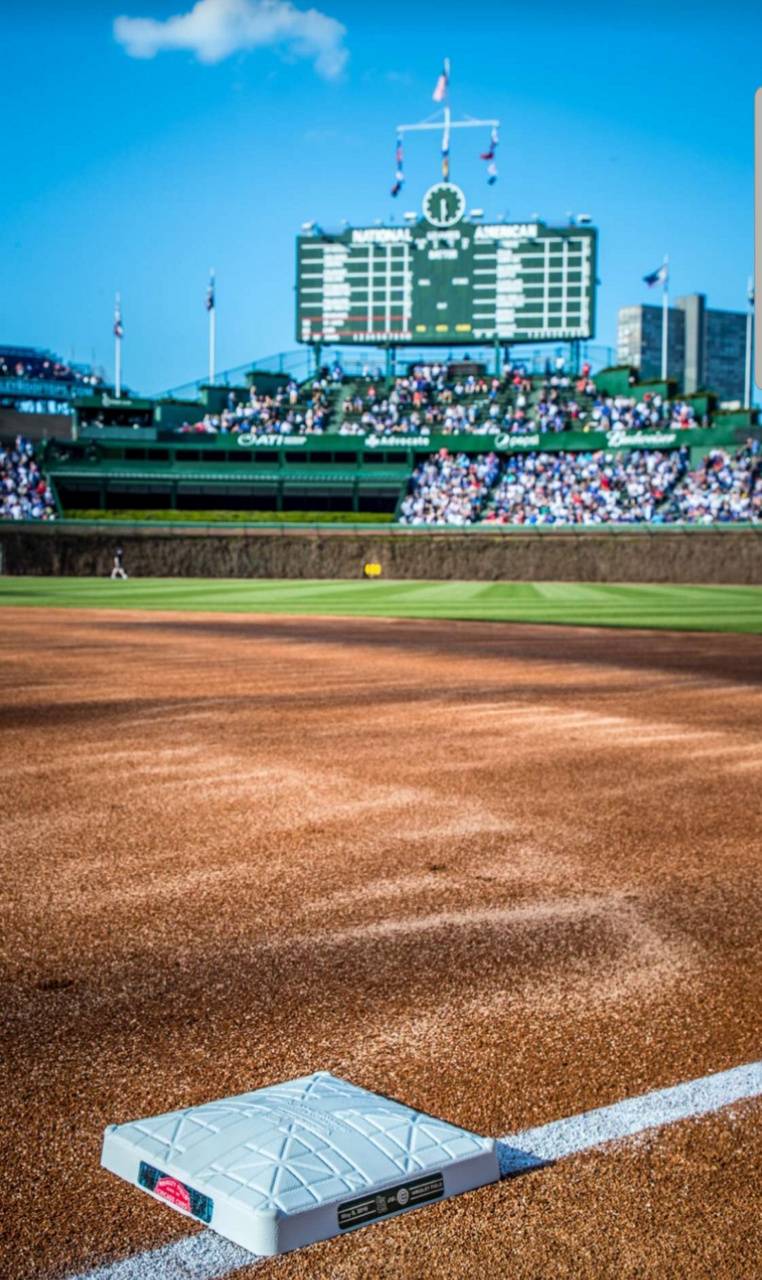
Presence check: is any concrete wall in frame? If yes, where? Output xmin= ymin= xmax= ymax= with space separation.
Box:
xmin=2 ymin=522 xmax=761 ymax=584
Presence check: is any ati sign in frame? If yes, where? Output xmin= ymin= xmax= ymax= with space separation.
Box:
xmin=236 ymin=433 xmax=308 ymax=448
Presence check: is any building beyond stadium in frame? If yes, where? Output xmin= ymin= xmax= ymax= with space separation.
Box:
xmin=618 ymin=294 xmax=748 ymax=403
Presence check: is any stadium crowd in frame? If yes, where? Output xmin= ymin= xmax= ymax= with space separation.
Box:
xmin=398 ymin=449 xmax=500 ymax=524
xmin=179 ymin=381 xmax=329 ymax=435
xmin=338 ymin=362 xmax=703 ymax=440
xmin=483 ymin=448 xmax=690 ymax=525
xmin=586 ymin=391 xmax=699 ymax=433
xmin=400 ymin=442 xmax=761 ymax=526
xmin=170 ymin=360 xmax=711 ymax=442
xmin=0 ymin=346 xmax=102 ymax=388
xmin=663 ymin=445 xmax=761 ymax=523
xmin=0 ymin=436 xmax=56 ymax=520
xmin=340 ymin=364 xmax=498 ymax=435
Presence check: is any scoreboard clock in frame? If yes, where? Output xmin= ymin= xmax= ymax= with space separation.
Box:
xmin=296 ymin=187 xmax=597 ymax=346
xmin=422 ymin=182 xmax=467 ymax=228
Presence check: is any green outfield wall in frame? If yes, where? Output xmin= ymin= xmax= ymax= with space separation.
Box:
xmin=3 ymin=522 xmax=761 ymax=585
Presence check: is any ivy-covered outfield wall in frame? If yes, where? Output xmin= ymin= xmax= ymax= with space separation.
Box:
xmin=3 ymin=522 xmax=761 ymax=584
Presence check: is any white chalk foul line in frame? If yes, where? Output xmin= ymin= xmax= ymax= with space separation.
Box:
xmin=496 ymin=1059 xmax=762 ymax=1175
xmin=76 ymin=1061 xmax=762 ymax=1280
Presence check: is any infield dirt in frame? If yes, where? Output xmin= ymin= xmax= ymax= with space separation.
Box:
xmin=2 ymin=607 xmax=761 ymax=1279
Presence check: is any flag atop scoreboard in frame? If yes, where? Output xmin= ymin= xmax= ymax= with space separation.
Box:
xmin=296 ymin=182 xmax=597 ymax=346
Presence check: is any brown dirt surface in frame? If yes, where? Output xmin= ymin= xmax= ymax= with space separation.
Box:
xmin=2 ymin=606 xmax=761 ymax=1279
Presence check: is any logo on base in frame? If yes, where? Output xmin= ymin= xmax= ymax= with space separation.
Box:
xmin=155 ymin=1176 xmax=192 ymax=1214
xmin=138 ymin=1161 xmax=214 ymax=1224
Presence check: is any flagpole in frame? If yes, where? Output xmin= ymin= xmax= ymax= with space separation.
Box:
xmin=114 ymin=292 xmax=122 ymax=399
xmin=442 ymin=57 xmax=451 ymax=180
xmin=443 ymin=102 xmax=451 ymax=180
xmin=661 ymin=255 xmax=669 ymax=383
xmin=208 ymin=270 xmax=216 ymax=386
xmin=745 ymin=275 xmax=754 ymax=410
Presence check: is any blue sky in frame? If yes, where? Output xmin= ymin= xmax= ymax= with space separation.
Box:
xmin=1 ymin=0 xmax=759 ymax=393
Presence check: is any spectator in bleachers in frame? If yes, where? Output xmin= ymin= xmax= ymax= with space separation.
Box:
xmin=398 ymin=449 xmax=500 ymax=525
xmin=339 ymin=363 xmax=600 ymax=439
xmin=401 ymin=441 xmax=761 ymax=527
xmin=0 ymin=436 xmax=56 ymax=520
xmin=483 ymin=448 xmax=689 ymax=525
xmin=179 ymin=380 xmax=329 ymax=436
xmin=0 ymin=347 xmax=102 ymax=388
xmin=661 ymin=447 xmax=761 ymax=523
xmin=586 ymin=390 xmax=698 ymax=433
xmin=177 ymin=366 xmax=715 ymax=442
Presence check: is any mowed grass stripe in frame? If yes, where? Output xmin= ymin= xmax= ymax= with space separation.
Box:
xmin=0 ymin=578 xmax=760 ymax=633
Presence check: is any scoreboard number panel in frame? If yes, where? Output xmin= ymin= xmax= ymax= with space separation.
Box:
xmin=296 ymin=183 xmax=597 ymax=346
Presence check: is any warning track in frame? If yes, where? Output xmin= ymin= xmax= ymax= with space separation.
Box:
xmin=2 ymin=607 xmax=761 ymax=1278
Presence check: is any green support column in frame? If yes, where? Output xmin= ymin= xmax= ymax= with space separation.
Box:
xmin=493 ymin=338 xmax=501 ymax=377
xmin=385 ymin=346 xmax=395 ymax=384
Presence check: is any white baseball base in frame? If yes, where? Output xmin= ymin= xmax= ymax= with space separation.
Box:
xmin=101 ymin=1071 xmax=499 ymax=1257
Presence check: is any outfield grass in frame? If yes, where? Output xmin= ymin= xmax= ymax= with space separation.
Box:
xmin=1 ymin=577 xmax=761 ymax=633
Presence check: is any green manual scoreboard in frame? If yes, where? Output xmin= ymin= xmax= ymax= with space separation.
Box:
xmin=296 ymin=182 xmax=597 ymax=347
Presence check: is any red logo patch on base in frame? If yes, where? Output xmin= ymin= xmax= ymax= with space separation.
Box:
xmin=154 ymin=1175 xmax=192 ymax=1214
xmin=138 ymin=1161 xmax=213 ymax=1223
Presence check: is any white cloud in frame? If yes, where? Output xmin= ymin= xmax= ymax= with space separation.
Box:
xmin=114 ymin=0 xmax=348 ymax=79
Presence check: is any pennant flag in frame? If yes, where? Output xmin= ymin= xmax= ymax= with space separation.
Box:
xmin=113 ymin=297 xmax=124 ymax=338
xmin=432 ymin=58 xmax=450 ymax=103
xmin=480 ymin=126 xmax=499 ymax=161
xmin=206 ymin=272 xmax=215 ymax=311
xmin=643 ymin=263 xmax=669 ymax=287
xmin=390 ymin=133 xmax=404 ymax=197
xmin=441 ymin=113 xmax=451 ymax=181
xmin=480 ymin=126 xmax=499 ymax=184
